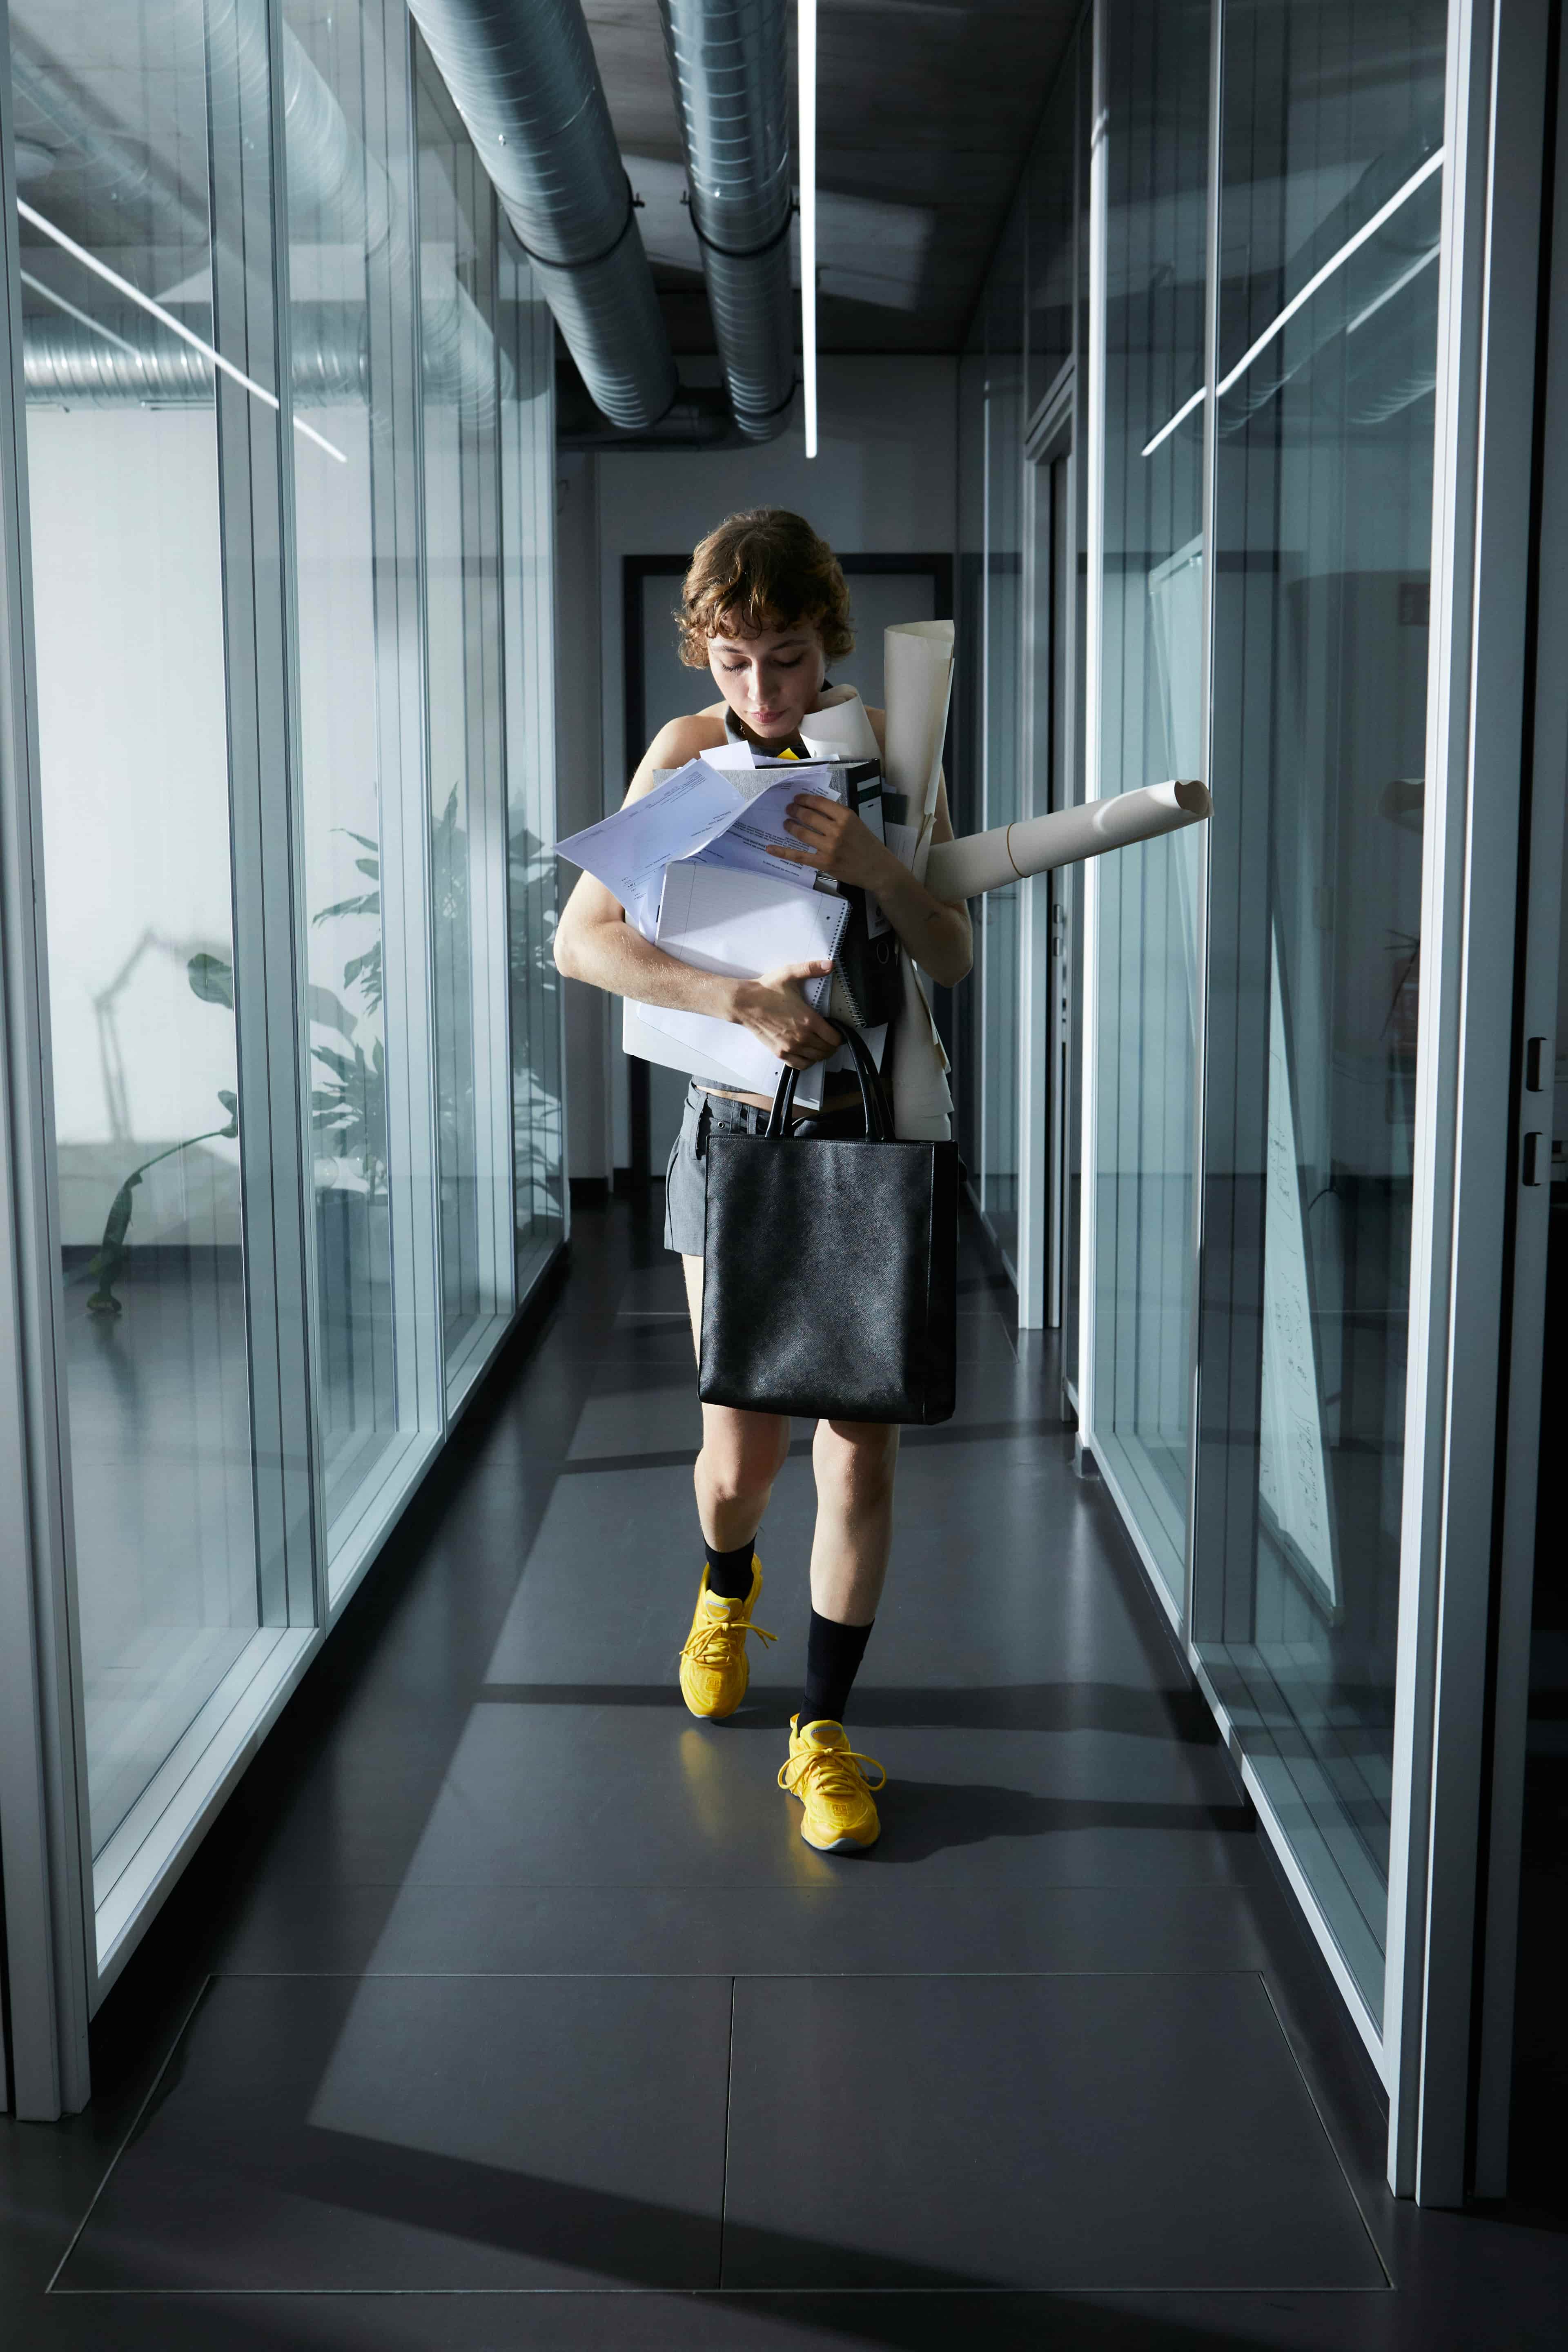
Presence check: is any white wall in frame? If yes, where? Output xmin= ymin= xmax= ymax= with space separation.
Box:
xmin=583 ymin=356 xmax=960 ymax=1167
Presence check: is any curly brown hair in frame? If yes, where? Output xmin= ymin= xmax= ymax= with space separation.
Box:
xmin=677 ymin=508 xmax=855 ymax=668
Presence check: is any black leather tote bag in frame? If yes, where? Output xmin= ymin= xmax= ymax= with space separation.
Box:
xmin=699 ymin=1026 xmax=958 ymax=1424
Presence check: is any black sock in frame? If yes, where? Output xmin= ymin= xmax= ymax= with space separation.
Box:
xmin=800 ymin=1609 xmax=873 ymax=1728
xmin=704 ymin=1537 xmax=757 ymax=1601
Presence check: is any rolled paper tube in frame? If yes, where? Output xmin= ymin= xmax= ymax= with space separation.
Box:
xmin=924 ymin=778 xmax=1211 ymax=901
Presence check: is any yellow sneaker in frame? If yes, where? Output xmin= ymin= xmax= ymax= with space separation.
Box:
xmin=678 ymin=1561 xmax=774 ymax=1720
xmin=779 ymin=1717 xmax=885 ymax=1852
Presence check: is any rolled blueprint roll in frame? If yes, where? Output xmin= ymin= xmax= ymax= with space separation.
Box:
xmin=924 ymin=778 xmax=1211 ymax=902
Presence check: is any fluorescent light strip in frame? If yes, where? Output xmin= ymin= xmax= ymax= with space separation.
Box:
xmin=17 ymin=199 xmax=346 ymax=464
xmin=293 ymin=414 xmax=348 ymax=463
xmin=21 ymin=267 xmax=142 ymax=359
xmin=799 ymin=0 xmax=817 ymax=458
xmin=1213 ymin=147 xmax=1444 ymax=403
xmin=1346 ymin=239 xmax=1439 ymax=336
xmin=1141 ymin=382 xmax=1205 ymax=460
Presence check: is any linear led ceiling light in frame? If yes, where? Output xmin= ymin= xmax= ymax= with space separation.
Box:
xmin=16 ymin=198 xmax=346 ymax=464
xmin=1141 ymin=383 xmax=1205 ymax=461
xmin=798 ymin=0 xmax=817 ymax=457
xmin=1140 ymin=146 xmax=1445 ymax=457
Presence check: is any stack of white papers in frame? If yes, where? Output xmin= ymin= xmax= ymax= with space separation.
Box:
xmin=557 ymin=754 xmax=857 ymax=1102
xmin=640 ymin=864 xmax=850 ymax=1099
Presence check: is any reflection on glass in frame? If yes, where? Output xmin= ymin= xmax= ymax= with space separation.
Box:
xmin=954 ymin=332 xmax=987 ymax=1177
xmin=1028 ymin=53 xmax=1076 ymax=411
xmin=18 ymin=0 xmax=261 ymax=1853
xmin=1091 ymin=0 xmax=1209 ymax=1599
xmin=499 ymin=242 xmax=566 ymax=1282
xmin=285 ymin=0 xmax=431 ymax=1552
xmin=981 ymin=200 xmax=1026 ymax=1269
xmin=1194 ymin=0 xmax=1446 ymax=2018
xmin=416 ymin=45 xmax=515 ymax=1388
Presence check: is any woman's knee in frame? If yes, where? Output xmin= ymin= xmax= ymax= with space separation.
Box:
xmin=698 ymin=1409 xmax=791 ymax=1506
xmin=814 ymin=1419 xmax=900 ymax=1507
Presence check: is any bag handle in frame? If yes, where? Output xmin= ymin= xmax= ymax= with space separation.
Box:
xmin=765 ymin=1022 xmax=893 ymax=1141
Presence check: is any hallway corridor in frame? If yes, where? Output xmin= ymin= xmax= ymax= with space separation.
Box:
xmin=2 ymin=1205 xmax=1564 ymax=2348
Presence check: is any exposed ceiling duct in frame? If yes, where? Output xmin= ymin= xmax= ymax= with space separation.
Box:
xmin=656 ymin=0 xmax=796 ymax=442
xmin=402 ymin=0 xmax=678 ymax=432
xmin=22 ymin=299 xmax=512 ymax=419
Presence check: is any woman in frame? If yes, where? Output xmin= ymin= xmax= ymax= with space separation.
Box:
xmin=554 ymin=509 xmax=971 ymax=1853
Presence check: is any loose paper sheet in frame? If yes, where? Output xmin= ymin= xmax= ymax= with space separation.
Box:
xmin=555 ymin=758 xmax=748 ymax=937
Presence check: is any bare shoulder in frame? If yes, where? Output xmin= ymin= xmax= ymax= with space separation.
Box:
xmin=649 ymin=708 xmax=728 ymax=766
xmin=625 ymin=708 xmax=730 ymax=803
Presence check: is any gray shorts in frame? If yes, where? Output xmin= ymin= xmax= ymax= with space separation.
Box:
xmin=662 ymin=1082 xmax=867 ymax=1257
xmin=662 ymin=1083 xmax=770 ymax=1257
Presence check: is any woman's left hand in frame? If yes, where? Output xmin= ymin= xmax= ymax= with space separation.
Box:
xmin=768 ymin=793 xmax=896 ymax=892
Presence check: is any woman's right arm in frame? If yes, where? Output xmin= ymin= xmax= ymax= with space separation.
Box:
xmin=552 ymin=722 xmax=842 ymax=1071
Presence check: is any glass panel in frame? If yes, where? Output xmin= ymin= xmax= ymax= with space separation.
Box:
xmin=1027 ymin=51 xmax=1076 ymax=414
xmin=416 ymin=42 xmax=514 ymax=1393
xmin=16 ymin=0 xmax=262 ymax=1853
xmin=1066 ymin=24 xmax=1092 ymax=1397
xmin=1091 ymin=0 xmax=1210 ymax=1601
xmin=954 ymin=327 xmax=987 ymax=1178
xmin=981 ymin=198 xmax=1026 ymax=1270
xmin=499 ymin=236 xmax=566 ymax=1287
xmin=285 ymin=0 xmax=437 ymax=1559
xmin=1193 ymin=0 xmax=1447 ymax=2020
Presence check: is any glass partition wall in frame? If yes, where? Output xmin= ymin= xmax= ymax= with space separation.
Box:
xmin=960 ymin=0 xmax=1482 ymax=2140
xmin=1087 ymin=0 xmax=1209 ymax=1607
xmin=4 ymin=0 xmax=562 ymax=2000
xmin=1192 ymin=0 xmax=1447 ymax=2030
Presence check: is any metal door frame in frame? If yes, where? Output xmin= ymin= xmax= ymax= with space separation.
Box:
xmin=1019 ymin=386 xmax=1076 ymax=1330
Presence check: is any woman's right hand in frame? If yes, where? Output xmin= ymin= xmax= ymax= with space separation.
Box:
xmin=728 ymin=960 xmax=840 ymax=1069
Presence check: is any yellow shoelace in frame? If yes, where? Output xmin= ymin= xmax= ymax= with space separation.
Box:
xmin=679 ymin=1609 xmax=776 ymax=1668
xmin=778 ymin=1741 xmax=887 ymax=1800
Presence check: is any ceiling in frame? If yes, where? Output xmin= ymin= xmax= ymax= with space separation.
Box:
xmin=583 ymin=0 xmax=1082 ymax=356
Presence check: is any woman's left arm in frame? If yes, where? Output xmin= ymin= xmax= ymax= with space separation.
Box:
xmin=770 ymin=774 xmax=974 ymax=989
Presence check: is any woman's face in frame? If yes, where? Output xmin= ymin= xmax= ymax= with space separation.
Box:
xmin=706 ymin=617 xmax=827 ymax=744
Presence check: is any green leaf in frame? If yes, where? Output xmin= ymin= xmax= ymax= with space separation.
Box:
xmin=354 ymin=857 xmax=379 ymax=880
xmin=217 ymin=1089 xmax=239 ymax=1139
xmin=308 ymin=983 xmax=357 ymax=1038
xmin=187 ymin=952 xmax=234 ymax=1008
xmin=339 ymin=829 xmax=379 ymax=854
xmin=312 ymin=892 xmax=379 ymax=927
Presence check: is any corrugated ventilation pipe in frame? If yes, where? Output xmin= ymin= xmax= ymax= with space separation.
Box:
xmin=401 ymin=0 xmax=678 ymax=432
xmin=656 ymin=0 xmax=795 ymax=442
xmin=16 ymin=21 xmax=502 ymax=422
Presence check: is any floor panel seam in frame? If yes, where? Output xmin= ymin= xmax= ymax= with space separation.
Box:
xmin=718 ymin=1974 xmax=737 ymax=2291
xmin=1254 ymin=1971 xmax=1395 ymax=2287
xmin=44 ymin=1973 xmax=215 ymax=2297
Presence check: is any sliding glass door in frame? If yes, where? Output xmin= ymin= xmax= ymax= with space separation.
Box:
xmin=1192 ymin=0 xmax=1447 ymax=2028
xmin=18 ymin=0 xmax=276 ymax=1873
xmin=1086 ymin=0 xmax=1210 ymax=1605
xmin=415 ymin=38 xmax=517 ymax=1399
xmin=285 ymin=0 xmax=445 ymax=1575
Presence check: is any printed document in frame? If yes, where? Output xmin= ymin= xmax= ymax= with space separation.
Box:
xmin=555 ymin=758 xmax=748 ymax=937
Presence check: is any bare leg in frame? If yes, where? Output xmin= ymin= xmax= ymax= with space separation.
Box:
xmin=682 ymin=1254 xmax=791 ymax=1549
xmin=808 ymin=1419 xmax=900 ymax=1626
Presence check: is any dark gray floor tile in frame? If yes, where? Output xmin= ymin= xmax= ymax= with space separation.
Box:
xmin=351 ymin=1880 xmax=1271 ymax=1979
xmin=390 ymin=1705 xmax=1260 ymax=1892
xmin=723 ymin=1973 xmax=1387 ymax=2292
xmin=362 ymin=1880 xmax=1034 ymax=1975
xmin=60 ymin=1974 xmax=729 ymax=2292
